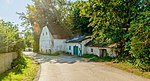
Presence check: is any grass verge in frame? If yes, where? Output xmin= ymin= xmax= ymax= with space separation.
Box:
xmin=107 ymin=62 xmax=150 ymax=79
xmin=0 ymin=55 xmax=39 ymax=81
xmin=81 ymin=54 xmax=115 ymax=62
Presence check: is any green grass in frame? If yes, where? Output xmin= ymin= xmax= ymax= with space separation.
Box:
xmin=107 ymin=62 xmax=150 ymax=79
xmin=0 ymin=55 xmax=39 ymax=81
xmin=81 ymin=54 xmax=115 ymax=62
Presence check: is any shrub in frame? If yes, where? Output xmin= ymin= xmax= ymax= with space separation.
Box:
xmin=81 ymin=54 xmax=98 ymax=58
xmin=81 ymin=54 xmax=115 ymax=62
xmin=11 ymin=55 xmax=28 ymax=73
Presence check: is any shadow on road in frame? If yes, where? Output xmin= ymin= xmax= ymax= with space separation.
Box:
xmin=23 ymin=52 xmax=89 ymax=64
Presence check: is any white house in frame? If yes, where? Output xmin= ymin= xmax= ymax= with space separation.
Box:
xmin=65 ymin=36 xmax=91 ymax=56
xmin=39 ymin=22 xmax=71 ymax=53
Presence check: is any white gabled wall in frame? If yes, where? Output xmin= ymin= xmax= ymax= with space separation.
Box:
xmin=39 ymin=26 xmax=54 ymax=53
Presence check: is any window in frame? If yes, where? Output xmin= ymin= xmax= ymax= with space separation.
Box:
xmin=46 ymin=32 xmax=47 ymax=35
xmin=91 ymin=48 xmax=93 ymax=52
xmin=69 ymin=46 xmax=71 ymax=50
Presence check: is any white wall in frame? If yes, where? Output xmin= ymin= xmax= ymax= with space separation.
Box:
xmin=39 ymin=26 xmax=54 ymax=53
xmin=85 ymin=47 xmax=116 ymax=57
xmin=53 ymin=39 xmax=66 ymax=52
xmin=85 ymin=47 xmax=100 ymax=56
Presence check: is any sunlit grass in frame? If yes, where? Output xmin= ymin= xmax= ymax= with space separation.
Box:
xmin=107 ymin=62 xmax=150 ymax=79
xmin=0 ymin=56 xmax=39 ymax=81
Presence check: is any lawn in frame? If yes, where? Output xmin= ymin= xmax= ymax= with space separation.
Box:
xmin=0 ymin=55 xmax=39 ymax=81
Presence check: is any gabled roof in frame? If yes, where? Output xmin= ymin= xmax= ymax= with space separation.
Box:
xmin=47 ymin=22 xmax=72 ymax=39
xmin=66 ymin=35 xmax=91 ymax=43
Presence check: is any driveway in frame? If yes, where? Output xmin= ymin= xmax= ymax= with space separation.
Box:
xmin=24 ymin=52 xmax=150 ymax=81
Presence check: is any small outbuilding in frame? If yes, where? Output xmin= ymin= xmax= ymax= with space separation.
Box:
xmin=65 ymin=36 xmax=91 ymax=56
xmin=85 ymin=41 xmax=117 ymax=57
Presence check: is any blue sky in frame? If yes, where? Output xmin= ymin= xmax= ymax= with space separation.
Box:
xmin=0 ymin=0 xmax=77 ymax=31
xmin=0 ymin=0 xmax=33 ymax=31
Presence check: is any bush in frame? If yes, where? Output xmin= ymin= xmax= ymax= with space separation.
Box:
xmin=129 ymin=12 xmax=150 ymax=71
xmin=11 ymin=55 xmax=28 ymax=73
xmin=81 ymin=54 xmax=98 ymax=58
xmin=99 ymin=56 xmax=115 ymax=62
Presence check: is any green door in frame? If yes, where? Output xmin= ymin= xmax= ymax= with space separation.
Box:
xmin=73 ymin=46 xmax=78 ymax=56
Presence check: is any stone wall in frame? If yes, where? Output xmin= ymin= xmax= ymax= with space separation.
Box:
xmin=0 ymin=52 xmax=18 ymax=74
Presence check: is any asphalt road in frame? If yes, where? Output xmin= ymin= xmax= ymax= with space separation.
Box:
xmin=24 ymin=52 xmax=150 ymax=81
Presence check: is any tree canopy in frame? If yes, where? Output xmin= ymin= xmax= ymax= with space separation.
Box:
xmin=0 ymin=20 xmax=25 ymax=54
xmin=78 ymin=0 xmax=150 ymax=71
xmin=69 ymin=2 xmax=92 ymax=35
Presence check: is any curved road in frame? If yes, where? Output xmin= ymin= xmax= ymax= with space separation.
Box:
xmin=24 ymin=52 xmax=150 ymax=81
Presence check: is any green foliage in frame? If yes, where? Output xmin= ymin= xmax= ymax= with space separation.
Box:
xmin=0 ymin=56 xmax=39 ymax=81
xmin=129 ymin=11 xmax=150 ymax=71
xmin=69 ymin=2 xmax=92 ymax=35
xmin=79 ymin=0 xmax=141 ymax=43
xmin=78 ymin=0 xmax=149 ymax=71
xmin=18 ymin=0 xmax=71 ymax=52
xmin=81 ymin=54 xmax=97 ymax=58
xmin=81 ymin=54 xmax=115 ymax=62
xmin=0 ymin=20 xmax=25 ymax=53
xmin=11 ymin=55 xmax=28 ymax=73
xmin=24 ymin=31 xmax=34 ymax=48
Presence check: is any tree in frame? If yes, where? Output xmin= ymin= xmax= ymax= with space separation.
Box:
xmin=69 ymin=2 xmax=92 ymax=35
xmin=129 ymin=3 xmax=150 ymax=71
xmin=24 ymin=31 xmax=34 ymax=48
xmin=78 ymin=0 xmax=143 ymax=58
xmin=0 ymin=20 xmax=25 ymax=54
xmin=78 ymin=0 xmax=150 ymax=70
xmin=18 ymin=0 xmax=71 ymax=52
